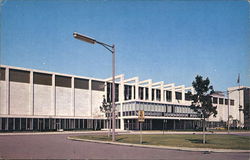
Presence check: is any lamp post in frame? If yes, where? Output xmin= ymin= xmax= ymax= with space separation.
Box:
xmin=73 ymin=32 xmax=116 ymax=142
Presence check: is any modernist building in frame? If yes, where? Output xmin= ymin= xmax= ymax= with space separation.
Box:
xmin=207 ymin=87 xmax=250 ymax=129
xmin=228 ymin=86 xmax=250 ymax=129
xmin=0 ymin=65 xmax=247 ymax=132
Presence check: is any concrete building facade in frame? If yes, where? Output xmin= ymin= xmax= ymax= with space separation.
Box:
xmin=0 ymin=65 xmax=108 ymax=131
xmin=0 ymin=65 xmax=248 ymax=131
xmin=228 ymin=86 xmax=250 ymax=128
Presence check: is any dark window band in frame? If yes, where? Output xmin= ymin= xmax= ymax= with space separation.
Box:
xmin=92 ymin=80 xmax=105 ymax=91
xmin=9 ymin=69 xmax=30 ymax=83
xmin=0 ymin=67 xmax=5 ymax=81
xmin=175 ymin=92 xmax=182 ymax=100
xmin=74 ymin=78 xmax=89 ymax=89
xmin=34 ymin=72 xmax=52 ymax=85
xmin=55 ymin=75 xmax=71 ymax=88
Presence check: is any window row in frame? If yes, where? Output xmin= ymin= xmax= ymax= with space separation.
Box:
xmin=0 ymin=68 xmax=104 ymax=91
xmin=212 ymin=97 xmax=234 ymax=106
xmin=119 ymin=102 xmax=196 ymax=114
xmin=119 ymin=111 xmax=198 ymax=118
xmin=123 ymin=84 xmax=188 ymax=102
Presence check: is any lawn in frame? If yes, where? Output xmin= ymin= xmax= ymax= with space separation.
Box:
xmin=71 ymin=134 xmax=250 ymax=150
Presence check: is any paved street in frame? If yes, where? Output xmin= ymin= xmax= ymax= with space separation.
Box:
xmin=0 ymin=133 xmax=249 ymax=159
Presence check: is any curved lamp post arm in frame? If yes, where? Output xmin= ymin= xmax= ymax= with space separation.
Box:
xmin=73 ymin=32 xmax=116 ymax=142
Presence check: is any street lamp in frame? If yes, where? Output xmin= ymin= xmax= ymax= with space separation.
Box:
xmin=73 ymin=32 xmax=116 ymax=142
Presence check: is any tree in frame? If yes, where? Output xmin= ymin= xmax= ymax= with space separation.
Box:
xmin=190 ymin=75 xmax=217 ymax=144
xmin=92 ymin=109 xmax=102 ymax=131
xmin=100 ymin=95 xmax=112 ymax=137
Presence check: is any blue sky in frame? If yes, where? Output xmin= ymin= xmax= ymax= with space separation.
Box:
xmin=0 ymin=0 xmax=249 ymax=91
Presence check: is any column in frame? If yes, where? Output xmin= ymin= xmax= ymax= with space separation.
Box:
xmin=120 ymin=118 xmax=124 ymax=130
xmin=173 ymin=120 xmax=176 ymax=130
xmin=52 ymin=74 xmax=56 ymax=116
xmin=49 ymin=119 xmax=51 ymax=130
xmin=89 ymin=80 xmax=92 ymax=117
xmin=184 ymin=120 xmax=186 ymax=130
xmin=182 ymin=86 xmax=185 ymax=103
xmin=78 ymin=119 xmax=80 ymax=129
xmin=191 ymin=87 xmax=195 ymax=94
xmin=131 ymin=85 xmax=134 ymax=100
xmin=104 ymin=82 xmax=107 ymax=100
xmin=143 ymin=87 xmax=146 ymax=100
xmin=31 ymin=118 xmax=33 ymax=130
xmin=160 ymin=83 xmax=164 ymax=102
xmin=19 ymin=118 xmax=21 ymax=131
xmin=43 ymin=118 xmax=45 ymax=130
xmin=172 ymin=85 xmax=176 ymax=103
xmin=30 ymin=71 xmax=34 ymax=115
xmin=71 ymin=77 xmax=75 ymax=116
xmin=6 ymin=67 xmax=9 ymax=115
xmin=25 ymin=118 xmax=27 ymax=130
xmin=119 ymin=75 xmax=124 ymax=102
xmin=148 ymin=80 xmax=152 ymax=101
xmin=13 ymin=118 xmax=15 ymax=130
xmin=6 ymin=118 xmax=8 ymax=131
xmin=119 ymin=76 xmax=124 ymax=130
xmin=135 ymin=78 xmax=139 ymax=100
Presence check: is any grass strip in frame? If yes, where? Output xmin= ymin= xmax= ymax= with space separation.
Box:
xmin=71 ymin=134 xmax=250 ymax=150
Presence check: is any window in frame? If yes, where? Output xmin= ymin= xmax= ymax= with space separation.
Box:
xmin=34 ymin=72 xmax=52 ymax=85
xmin=212 ymin=97 xmax=218 ymax=104
xmin=74 ymin=78 xmax=89 ymax=89
xmin=185 ymin=92 xmax=192 ymax=101
xmin=133 ymin=86 xmax=136 ymax=99
xmin=219 ymin=98 xmax=224 ymax=105
xmin=1 ymin=118 xmax=7 ymax=130
xmin=225 ymin=99 xmax=228 ymax=105
xmin=106 ymin=83 xmax=119 ymax=102
xmin=156 ymin=89 xmax=161 ymax=101
xmin=171 ymin=106 xmax=175 ymax=113
xmin=139 ymin=87 xmax=144 ymax=100
xmin=230 ymin=100 xmax=234 ymax=106
xmin=115 ymin=84 xmax=119 ymax=102
xmin=175 ymin=92 xmax=182 ymax=100
xmin=0 ymin=67 xmax=5 ymax=81
xmin=145 ymin=88 xmax=149 ymax=100
xmin=167 ymin=105 xmax=171 ymax=113
xmin=166 ymin=91 xmax=172 ymax=102
xmin=124 ymin=85 xmax=132 ymax=100
xmin=9 ymin=69 xmax=30 ymax=83
xmin=55 ymin=75 xmax=71 ymax=88
xmin=92 ymin=80 xmax=105 ymax=91
xmin=152 ymin=89 xmax=155 ymax=101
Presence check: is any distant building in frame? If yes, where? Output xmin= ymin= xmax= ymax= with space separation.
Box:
xmin=228 ymin=86 xmax=250 ymax=129
xmin=0 ymin=65 xmax=248 ymax=131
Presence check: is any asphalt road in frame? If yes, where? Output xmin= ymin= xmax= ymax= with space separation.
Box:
xmin=0 ymin=133 xmax=249 ymax=159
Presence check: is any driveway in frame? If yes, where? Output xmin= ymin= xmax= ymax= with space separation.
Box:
xmin=0 ymin=133 xmax=249 ymax=159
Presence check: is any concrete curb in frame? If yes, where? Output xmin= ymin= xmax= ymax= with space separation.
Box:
xmin=0 ymin=131 xmax=108 ymax=136
xmin=67 ymin=137 xmax=250 ymax=153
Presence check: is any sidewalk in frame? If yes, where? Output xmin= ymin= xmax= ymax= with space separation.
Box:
xmin=0 ymin=130 xmax=249 ymax=136
xmin=0 ymin=130 xmax=106 ymax=136
xmin=0 ymin=129 xmax=127 ymax=136
xmin=68 ymin=136 xmax=250 ymax=153
xmin=126 ymin=130 xmax=250 ymax=135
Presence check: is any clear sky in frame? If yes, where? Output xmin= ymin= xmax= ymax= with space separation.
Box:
xmin=0 ymin=0 xmax=249 ymax=91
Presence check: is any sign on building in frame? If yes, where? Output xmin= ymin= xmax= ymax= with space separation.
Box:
xmin=138 ymin=110 xmax=145 ymax=122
